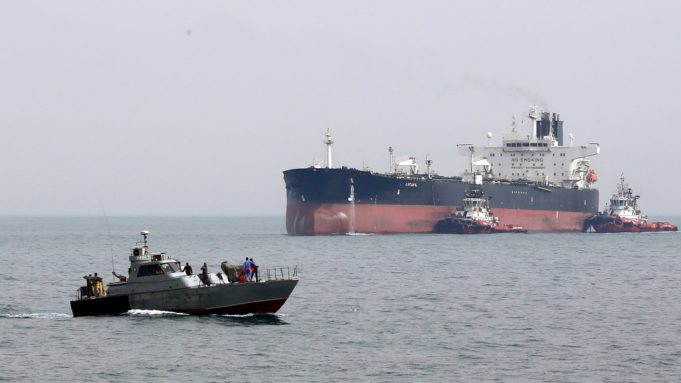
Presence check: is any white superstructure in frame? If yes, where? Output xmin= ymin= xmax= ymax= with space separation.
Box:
xmin=457 ymin=106 xmax=600 ymax=189
xmin=604 ymin=175 xmax=646 ymax=222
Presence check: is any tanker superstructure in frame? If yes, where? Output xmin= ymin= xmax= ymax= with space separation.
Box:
xmin=284 ymin=107 xmax=600 ymax=234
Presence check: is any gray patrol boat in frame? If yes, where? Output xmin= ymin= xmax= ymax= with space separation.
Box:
xmin=70 ymin=231 xmax=298 ymax=317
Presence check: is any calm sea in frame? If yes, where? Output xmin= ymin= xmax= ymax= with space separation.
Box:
xmin=1 ymin=216 xmax=680 ymax=382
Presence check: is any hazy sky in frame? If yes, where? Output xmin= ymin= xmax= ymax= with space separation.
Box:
xmin=2 ymin=1 xmax=681 ymax=215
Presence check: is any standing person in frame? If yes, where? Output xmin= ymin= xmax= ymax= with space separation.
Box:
xmin=83 ymin=274 xmax=93 ymax=298
xmin=200 ymin=262 xmax=210 ymax=286
xmin=249 ymin=258 xmax=258 ymax=282
xmin=93 ymin=273 xmax=104 ymax=297
xmin=243 ymin=257 xmax=252 ymax=282
xmin=182 ymin=262 xmax=193 ymax=276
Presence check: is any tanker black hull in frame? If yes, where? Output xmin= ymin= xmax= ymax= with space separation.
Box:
xmin=284 ymin=167 xmax=599 ymax=234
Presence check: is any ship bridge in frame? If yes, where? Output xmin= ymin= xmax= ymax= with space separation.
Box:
xmin=458 ymin=107 xmax=599 ymax=189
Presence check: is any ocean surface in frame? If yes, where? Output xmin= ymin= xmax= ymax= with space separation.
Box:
xmin=1 ymin=216 xmax=680 ymax=382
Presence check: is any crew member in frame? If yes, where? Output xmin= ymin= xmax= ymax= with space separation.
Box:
xmin=182 ymin=262 xmax=193 ymax=276
xmin=200 ymin=262 xmax=210 ymax=286
xmin=249 ymin=258 xmax=258 ymax=282
xmin=93 ymin=273 xmax=104 ymax=297
xmin=243 ymin=257 xmax=252 ymax=282
xmin=83 ymin=274 xmax=93 ymax=298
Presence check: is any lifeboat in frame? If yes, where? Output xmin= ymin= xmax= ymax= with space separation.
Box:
xmin=586 ymin=170 xmax=598 ymax=183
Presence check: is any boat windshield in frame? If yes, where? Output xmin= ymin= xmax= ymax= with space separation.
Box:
xmin=160 ymin=262 xmax=180 ymax=273
xmin=137 ymin=264 xmax=165 ymax=277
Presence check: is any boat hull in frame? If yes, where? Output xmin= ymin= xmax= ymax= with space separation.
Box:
xmin=287 ymin=202 xmax=592 ymax=234
xmin=70 ymin=294 xmax=131 ymax=317
xmin=583 ymin=215 xmax=679 ymax=233
xmin=433 ymin=218 xmax=527 ymax=234
xmin=284 ymin=168 xmax=598 ymax=234
xmin=70 ymin=280 xmax=298 ymax=317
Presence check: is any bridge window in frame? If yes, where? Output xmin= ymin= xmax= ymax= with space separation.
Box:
xmin=137 ymin=264 xmax=165 ymax=277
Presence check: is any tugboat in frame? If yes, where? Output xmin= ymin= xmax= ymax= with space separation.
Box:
xmin=433 ymin=188 xmax=527 ymax=234
xmin=70 ymin=231 xmax=299 ymax=317
xmin=582 ymin=175 xmax=678 ymax=233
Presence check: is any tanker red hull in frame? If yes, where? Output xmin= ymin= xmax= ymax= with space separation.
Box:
xmin=287 ymin=203 xmax=591 ymax=234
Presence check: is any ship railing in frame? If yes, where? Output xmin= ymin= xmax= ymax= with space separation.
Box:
xmin=75 ymin=286 xmax=92 ymax=300
xmin=264 ymin=265 xmax=298 ymax=281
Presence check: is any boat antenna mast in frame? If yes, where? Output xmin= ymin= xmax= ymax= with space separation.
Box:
xmin=141 ymin=230 xmax=149 ymax=252
xmin=324 ymin=129 xmax=334 ymax=169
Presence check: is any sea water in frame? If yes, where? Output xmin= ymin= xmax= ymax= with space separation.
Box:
xmin=1 ymin=216 xmax=680 ymax=382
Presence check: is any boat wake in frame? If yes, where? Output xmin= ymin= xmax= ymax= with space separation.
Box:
xmin=217 ymin=312 xmax=288 ymax=325
xmin=125 ymin=309 xmax=189 ymax=317
xmin=0 ymin=312 xmax=71 ymax=319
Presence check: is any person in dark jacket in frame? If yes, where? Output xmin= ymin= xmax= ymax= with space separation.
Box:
xmin=83 ymin=274 xmax=93 ymax=298
xmin=182 ymin=262 xmax=193 ymax=276
xmin=249 ymin=258 xmax=258 ymax=282
xmin=200 ymin=262 xmax=210 ymax=286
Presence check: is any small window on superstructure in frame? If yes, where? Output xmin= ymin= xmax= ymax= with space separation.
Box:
xmin=137 ymin=264 xmax=164 ymax=277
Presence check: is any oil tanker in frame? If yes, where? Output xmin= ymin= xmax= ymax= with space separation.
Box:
xmin=284 ymin=107 xmax=600 ymax=235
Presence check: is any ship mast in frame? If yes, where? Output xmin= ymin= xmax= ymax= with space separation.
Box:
xmin=388 ymin=146 xmax=395 ymax=173
xmin=324 ymin=129 xmax=334 ymax=169
xmin=528 ymin=105 xmax=539 ymax=140
xmin=426 ymin=156 xmax=433 ymax=179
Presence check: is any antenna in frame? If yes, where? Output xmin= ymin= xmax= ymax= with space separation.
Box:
xmin=141 ymin=230 xmax=149 ymax=250
xmin=528 ymin=105 xmax=539 ymax=139
xmin=486 ymin=132 xmax=493 ymax=146
xmin=98 ymin=200 xmax=116 ymax=281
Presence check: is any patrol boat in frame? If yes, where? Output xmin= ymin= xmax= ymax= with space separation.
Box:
xmin=70 ymin=231 xmax=299 ymax=317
